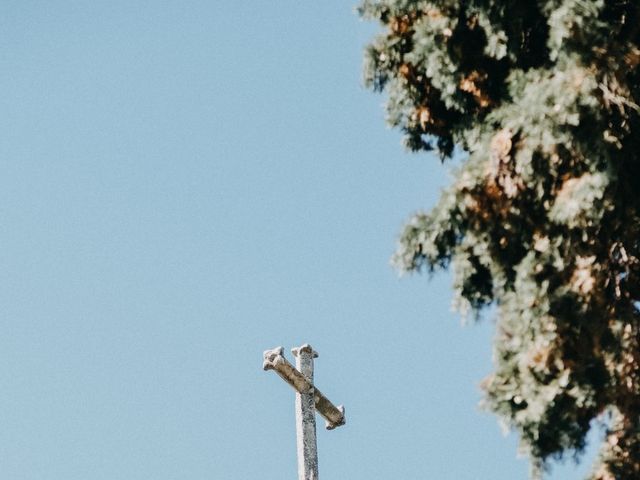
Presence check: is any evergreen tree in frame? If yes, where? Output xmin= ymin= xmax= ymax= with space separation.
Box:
xmin=359 ymin=1 xmax=640 ymax=477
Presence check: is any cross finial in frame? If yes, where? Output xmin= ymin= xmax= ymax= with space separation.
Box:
xmin=263 ymin=344 xmax=345 ymax=480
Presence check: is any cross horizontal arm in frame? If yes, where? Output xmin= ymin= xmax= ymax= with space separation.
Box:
xmin=263 ymin=347 xmax=346 ymax=430
xmin=263 ymin=346 xmax=313 ymax=393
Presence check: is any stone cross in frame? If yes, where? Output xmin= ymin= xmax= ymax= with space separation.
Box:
xmin=263 ymin=344 xmax=345 ymax=480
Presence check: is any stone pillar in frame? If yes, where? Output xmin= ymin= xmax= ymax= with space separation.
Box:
xmin=292 ymin=345 xmax=319 ymax=480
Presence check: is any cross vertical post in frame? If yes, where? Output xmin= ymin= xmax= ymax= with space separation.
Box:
xmin=292 ymin=345 xmax=319 ymax=480
xmin=263 ymin=344 xmax=345 ymax=480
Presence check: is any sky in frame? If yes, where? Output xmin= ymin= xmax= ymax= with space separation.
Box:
xmin=0 ymin=2 xmax=598 ymax=479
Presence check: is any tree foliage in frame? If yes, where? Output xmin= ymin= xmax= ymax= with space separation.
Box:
xmin=360 ymin=1 xmax=640 ymax=477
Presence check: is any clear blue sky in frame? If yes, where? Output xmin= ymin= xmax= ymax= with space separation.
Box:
xmin=1 ymin=2 xmax=597 ymax=479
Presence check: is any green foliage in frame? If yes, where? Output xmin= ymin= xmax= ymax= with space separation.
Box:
xmin=360 ymin=0 xmax=640 ymax=477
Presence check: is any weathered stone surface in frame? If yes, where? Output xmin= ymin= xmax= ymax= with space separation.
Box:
xmin=292 ymin=345 xmax=319 ymax=480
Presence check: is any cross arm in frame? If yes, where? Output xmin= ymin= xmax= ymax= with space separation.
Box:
xmin=263 ymin=346 xmax=346 ymax=430
xmin=263 ymin=346 xmax=313 ymax=394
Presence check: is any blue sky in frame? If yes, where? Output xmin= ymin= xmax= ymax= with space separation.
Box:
xmin=1 ymin=2 xmax=596 ymax=479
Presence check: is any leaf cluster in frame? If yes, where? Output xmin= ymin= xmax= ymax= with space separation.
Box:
xmin=361 ymin=1 xmax=640 ymax=476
